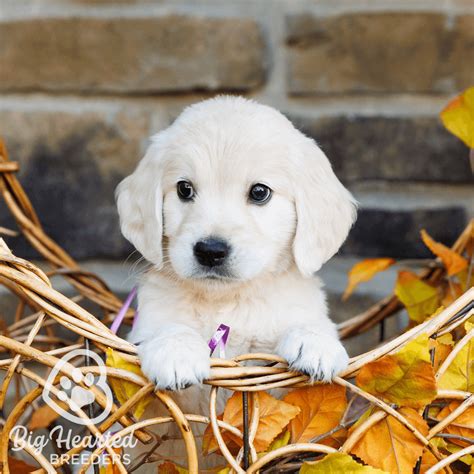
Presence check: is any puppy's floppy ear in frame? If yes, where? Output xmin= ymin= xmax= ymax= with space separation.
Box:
xmin=292 ymin=135 xmax=357 ymax=277
xmin=115 ymin=137 xmax=165 ymax=266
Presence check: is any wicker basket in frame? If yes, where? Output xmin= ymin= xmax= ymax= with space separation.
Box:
xmin=0 ymin=141 xmax=472 ymax=474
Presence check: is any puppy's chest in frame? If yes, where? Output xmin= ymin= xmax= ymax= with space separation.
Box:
xmin=192 ymin=299 xmax=281 ymax=356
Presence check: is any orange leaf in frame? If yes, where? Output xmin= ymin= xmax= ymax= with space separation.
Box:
xmin=7 ymin=457 xmax=37 ymax=473
xmin=440 ymin=86 xmax=474 ymax=148
xmin=204 ymin=392 xmax=300 ymax=454
xmin=29 ymin=402 xmax=66 ymax=430
xmin=356 ymin=334 xmax=437 ymax=409
xmin=282 ymin=384 xmax=346 ymax=444
xmin=350 ymin=408 xmax=429 ymax=474
xmin=394 ymin=271 xmax=439 ymax=323
xmin=343 ymin=258 xmax=395 ymax=300
xmin=436 ymin=401 xmax=474 ymax=448
xmin=421 ymin=229 xmax=468 ymax=276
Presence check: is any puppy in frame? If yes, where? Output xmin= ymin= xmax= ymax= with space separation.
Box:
xmin=116 ymin=96 xmax=356 ymax=400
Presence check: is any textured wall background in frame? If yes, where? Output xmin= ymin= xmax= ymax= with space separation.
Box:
xmin=0 ymin=0 xmax=472 ymax=262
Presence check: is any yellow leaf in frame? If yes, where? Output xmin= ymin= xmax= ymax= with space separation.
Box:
xmin=445 ymin=442 xmax=474 ymax=466
xmin=282 ymin=385 xmax=346 ymax=444
xmin=105 ymin=348 xmax=153 ymax=419
xmin=436 ymin=401 xmax=474 ymax=448
xmin=421 ymin=229 xmax=468 ymax=276
xmin=99 ymin=447 xmax=123 ymax=474
xmin=438 ymin=322 xmax=474 ymax=392
xmin=356 ymin=334 xmax=437 ymax=409
xmin=300 ymin=452 xmax=388 ymax=473
xmin=350 ymin=408 xmax=429 ymax=474
xmin=343 ymin=258 xmax=396 ymax=300
xmin=204 ymin=391 xmax=300 ymax=454
xmin=394 ymin=271 xmax=439 ymax=323
xmin=267 ymin=430 xmax=291 ymax=451
xmin=440 ymin=86 xmax=474 ymax=148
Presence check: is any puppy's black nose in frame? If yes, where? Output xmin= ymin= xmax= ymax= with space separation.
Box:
xmin=193 ymin=238 xmax=230 ymax=267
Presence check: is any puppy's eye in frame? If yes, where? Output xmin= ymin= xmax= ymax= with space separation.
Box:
xmin=249 ymin=183 xmax=272 ymax=204
xmin=177 ymin=180 xmax=195 ymax=201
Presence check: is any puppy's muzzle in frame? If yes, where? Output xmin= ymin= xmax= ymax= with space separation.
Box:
xmin=193 ymin=238 xmax=230 ymax=267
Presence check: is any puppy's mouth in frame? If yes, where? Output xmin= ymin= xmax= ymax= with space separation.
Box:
xmin=192 ymin=266 xmax=237 ymax=282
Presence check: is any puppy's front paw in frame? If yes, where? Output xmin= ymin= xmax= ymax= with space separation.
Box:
xmin=137 ymin=326 xmax=210 ymax=390
xmin=276 ymin=327 xmax=348 ymax=382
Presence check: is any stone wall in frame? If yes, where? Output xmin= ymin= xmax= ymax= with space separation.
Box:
xmin=0 ymin=0 xmax=472 ymax=260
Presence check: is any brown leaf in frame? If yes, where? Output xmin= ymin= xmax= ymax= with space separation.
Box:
xmin=282 ymin=384 xmax=346 ymax=444
xmin=350 ymin=408 xmax=429 ymax=474
xmin=343 ymin=258 xmax=395 ymax=300
xmin=7 ymin=456 xmax=37 ymax=473
xmin=421 ymin=229 xmax=468 ymax=277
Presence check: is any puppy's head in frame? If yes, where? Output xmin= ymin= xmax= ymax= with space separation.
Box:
xmin=116 ymin=97 xmax=356 ymax=283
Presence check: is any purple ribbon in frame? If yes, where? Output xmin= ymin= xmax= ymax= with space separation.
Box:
xmin=110 ymin=286 xmax=138 ymax=334
xmin=208 ymin=324 xmax=230 ymax=358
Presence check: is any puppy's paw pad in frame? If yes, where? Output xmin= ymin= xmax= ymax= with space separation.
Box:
xmin=277 ymin=328 xmax=348 ymax=383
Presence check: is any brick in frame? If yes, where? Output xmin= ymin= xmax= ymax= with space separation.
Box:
xmin=0 ymin=15 xmax=266 ymax=93
xmin=450 ymin=15 xmax=474 ymax=90
xmin=286 ymin=12 xmax=471 ymax=94
xmin=290 ymin=115 xmax=472 ymax=183
xmin=0 ymin=104 xmax=158 ymax=259
xmin=341 ymin=206 xmax=467 ymax=258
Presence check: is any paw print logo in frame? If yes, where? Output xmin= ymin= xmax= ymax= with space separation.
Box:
xmin=42 ymin=349 xmax=113 ymax=425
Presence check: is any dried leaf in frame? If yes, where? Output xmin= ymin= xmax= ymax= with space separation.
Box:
xmin=436 ymin=401 xmax=474 ymax=447
xmin=105 ymin=348 xmax=152 ymax=419
xmin=204 ymin=391 xmax=300 ymax=454
xmin=430 ymin=335 xmax=453 ymax=372
xmin=440 ymin=86 xmax=474 ymax=148
xmin=282 ymin=384 xmax=346 ymax=444
xmin=7 ymin=457 xmax=37 ymax=473
xmin=29 ymin=401 xmax=67 ymax=430
xmin=350 ymin=408 xmax=429 ymax=474
xmin=356 ymin=334 xmax=437 ymax=409
xmin=300 ymin=452 xmax=388 ymax=473
xmin=438 ymin=321 xmax=474 ymax=392
xmin=99 ymin=447 xmax=123 ymax=474
xmin=394 ymin=271 xmax=439 ymax=323
xmin=343 ymin=258 xmax=395 ymax=300
xmin=158 ymin=462 xmax=188 ymax=474
xmin=421 ymin=229 xmax=468 ymax=276
xmin=419 ymin=445 xmax=440 ymax=474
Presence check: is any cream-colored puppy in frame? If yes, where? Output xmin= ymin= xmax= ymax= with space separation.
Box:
xmin=116 ymin=96 xmax=356 ymax=395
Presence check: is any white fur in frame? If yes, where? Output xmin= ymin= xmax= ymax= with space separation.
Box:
xmin=116 ymin=96 xmax=357 ymax=394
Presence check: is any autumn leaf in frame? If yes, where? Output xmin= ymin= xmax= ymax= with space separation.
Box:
xmin=7 ymin=457 xmax=37 ymax=473
xmin=158 ymin=462 xmax=229 ymax=474
xmin=99 ymin=447 xmax=123 ymax=474
xmin=394 ymin=271 xmax=439 ymax=323
xmin=356 ymin=334 xmax=437 ymax=409
xmin=438 ymin=321 xmax=474 ymax=392
xmin=204 ymin=391 xmax=300 ymax=454
xmin=300 ymin=452 xmax=388 ymax=473
xmin=267 ymin=430 xmax=291 ymax=451
xmin=436 ymin=401 xmax=474 ymax=447
xmin=430 ymin=334 xmax=453 ymax=372
xmin=419 ymin=446 xmax=440 ymax=474
xmin=421 ymin=229 xmax=468 ymax=276
xmin=445 ymin=442 xmax=474 ymax=466
xmin=440 ymin=86 xmax=474 ymax=148
xmin=350 ymin=408 xmax=429 ymax=474
xmin=105 ymin=348 xmax=153 ymax=419
xmin=282 ymin=384 xmax=346 ymax=444
xmin=343 ymin=258 xmax=395 ymax=300
xmin=29 ymin=401 xmax=67 ymax=430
